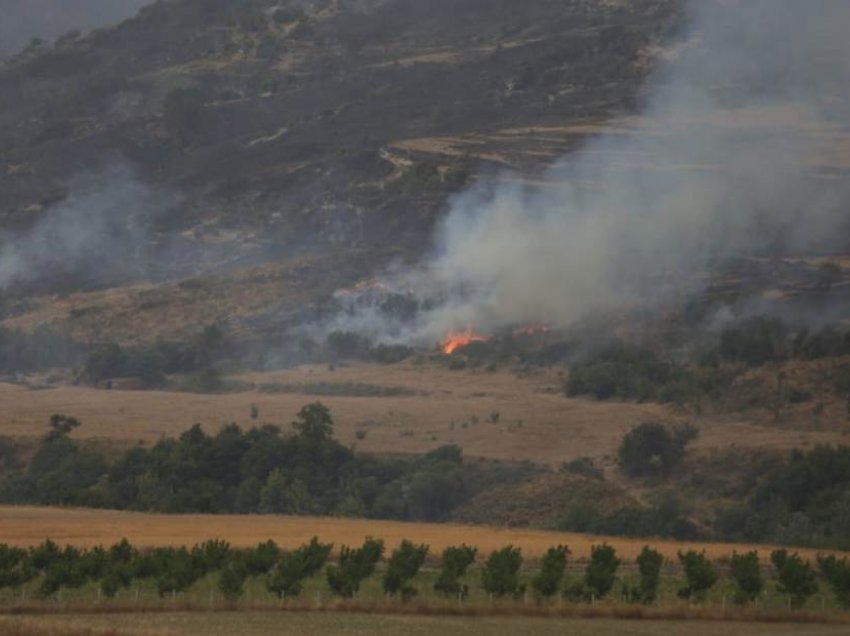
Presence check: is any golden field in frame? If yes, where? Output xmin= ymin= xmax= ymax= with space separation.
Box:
xmin=1 ymin=361 xmax=846 ymax=468
xmin=0 ymin=506 xmax=844 ymax=563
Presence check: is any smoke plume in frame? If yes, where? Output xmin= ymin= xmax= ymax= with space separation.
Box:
xmin=332 ymin=0 xmax=850 ymax=346
xmin=0 ymin=164 xmax=166 ymax=292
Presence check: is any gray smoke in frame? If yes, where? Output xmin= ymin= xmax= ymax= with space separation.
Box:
xmin=345 ymin=0 xmax=850 ymax=345
xmin=0 ymin=0 xmax=151 ymax=55
xmin=0 ymin=164 xmax=166 ymax=291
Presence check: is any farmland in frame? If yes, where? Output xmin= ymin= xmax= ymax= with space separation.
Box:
xmin=4 ymin=613 xmax=850 ymax=636
xmin=1 ymin=361 xmax=845 ymax=469
xmin=0 ymin=505 xmax=839 ymax=563
xmin=2 ymin=506 xmax=850 ymax=635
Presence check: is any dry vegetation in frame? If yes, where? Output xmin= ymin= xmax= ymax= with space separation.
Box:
xmin=1 ymin=361 xmax=846 ymax=470
xmin=0 ymin=506 xmax=844 ymax=564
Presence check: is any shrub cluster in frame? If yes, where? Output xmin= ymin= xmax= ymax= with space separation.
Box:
xmin=0 ymin=405 xmax=531 ymax=522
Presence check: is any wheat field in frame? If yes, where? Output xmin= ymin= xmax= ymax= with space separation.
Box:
xmin=1 ymin=505 xmax=843 ymax=563
xmin=1 ymin=361 xmax=845 ymax=468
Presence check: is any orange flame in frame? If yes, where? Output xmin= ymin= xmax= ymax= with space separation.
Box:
xmin=441 ymin=326 xmax=488 ymax=354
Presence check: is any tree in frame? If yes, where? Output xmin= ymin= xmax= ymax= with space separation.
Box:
xmin=163 ymin=87 xmax=206 ymax=149
xmin=292 ymin=402 xmax=334 ymax=442
xmin=245 ymin=540 xmax=280 ymax=577
xmin=730 ymin=551 xmax=762 ymax=605
xmin=258 ymin=470 xmax=312 ymax=515
xmin=218 ymin=561 xmax=247 ymax=602
xmin=46 ymin=414 xmax=81 ymax=440
xmin=481 ymin=545 xmax=524 ymax=599
xmin=267 ymin=537 xmax=332 ymax=599
xmin=634 ymin=546 xmax=663 ymax=604
xmin=82 ymin=343 xmax=126 ymax=384
xmin=818 ymin=555 xmax=850 ymax=608
xmin=618 ymin=422 xmax=697 ymax=478
xmin=326 ymin=538 xmax=384 ymax=598
xmin=434 ymin=545 xmax=477 ymax=599
xmin=383 ymin=540 xmax=429 ymax=600
xmin=0 ymin=544 xmax=33 ymax=590
xmin=531 ymin=545 xmax=569 ymax=601
xmin=677 ymin=550 xmax=717 ymax=602
xmin=585 ymin=543 xmax=620 ymax=599
xmin=771 ymin=549 xmax=817 ymax=608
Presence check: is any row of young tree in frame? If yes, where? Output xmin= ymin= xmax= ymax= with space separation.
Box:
xmin=1 ymin=538 xmax=849 ymax=609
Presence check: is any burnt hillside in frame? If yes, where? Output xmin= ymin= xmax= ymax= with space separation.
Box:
xmin=0 ymin=0 xmax=681 ymax=297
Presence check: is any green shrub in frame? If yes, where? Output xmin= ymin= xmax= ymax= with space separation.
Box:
xmin=585 ymin=544 xmax=619 ymax=599
xmin=771 ymin=549 xmax=818 ymax=607
xmin=326 ymin=538 xmax=384 ymax=598
xmin=531 ymin=545 xmax=569 ymax=600
xmin=434 ymin=545 xmax=477 ymax=599
xmin=566 ymin=346 xmax=692 ymax=403
xmin=267 ymin=537 xmax=332 ymax=599
xmin=817 ymin=555 xmax=850 ymax=608
xmin=481 ymin=545 xmax=524 ymax=599
xmin=677 ymin=550 xmax=717 ymax=601
xmin=729 ymin=551 xmax=762 ymax=605
xmin=218 ymin=561 xmax=247 ymax=602
xmin=634 ymin=546 xmax=663 ymax=604
xmin=618 ymin=422 xmax=698 ymax=478
xmin=383 ymin=540 xmax=429 ymax=600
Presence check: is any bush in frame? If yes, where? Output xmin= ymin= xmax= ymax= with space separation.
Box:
xmin=634 ymin=546 xmax=663 ymax=604
xmin=383 ymin=540 xmax=428 ymax=600
xmin=561 ymin=457 xmax=603 ymax=480
xmin=771 ymin=549 xmax=817 ymax=608
xmin=218 ymin=561 xmax=247 ymax=602
xmin=585 ymin=544 xmax=620 ymax=599
xmin=531 ymin=545 xmax=569 ymax=600
xmin=434 ymin=545 xmax=477 ymax=599
xmin=730 ymin=551 xmax=762 ymax=605
xmin=618 ymin=422 xmax=698 ymax=478
xmin=677 ymin=550 xmax=717 ymax=601
xmin=817 ymin=555 xmax=850 ymax=608
xmin=718 ymin=317 xmax=787 ymax=366
xmin=566 ymin=346 xmax=693 ymax=403
xmin=326 ymin=538 xmax=384 ymax=598
xmin=267 ymin=537 xmax=331 ymax=599
xmin=326 ymin=331 xmax=371 ymax=360
xmin=481 ymin=545 xmax=524 ymax=599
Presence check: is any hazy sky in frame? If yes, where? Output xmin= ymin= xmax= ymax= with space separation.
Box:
xmin=0 ymin=0 xmax=151 ymax=54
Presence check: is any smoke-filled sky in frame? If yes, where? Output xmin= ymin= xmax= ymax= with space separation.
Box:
xmin=0 ymin=0 xmax=150 ymax=54
xmin=383 ymin=0 xmax=850 ymax=342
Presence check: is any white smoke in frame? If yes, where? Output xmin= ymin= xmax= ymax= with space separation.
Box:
xmin=393 ymin=0 xmax=850 ymax=343
xmin=0 ymin=164 xmax=165 ymax=291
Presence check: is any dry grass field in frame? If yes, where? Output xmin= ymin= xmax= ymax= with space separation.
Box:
xmin=4 ymin=612 xmax=849 ymax=636
xmin=1 ymin=361 xmax=846 ymax=468
xmin=0 ymin=506 xmax=844 ymax=564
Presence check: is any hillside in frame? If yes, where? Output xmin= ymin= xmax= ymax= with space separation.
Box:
xmin=0 ymin=0 xmax=681 ymax=341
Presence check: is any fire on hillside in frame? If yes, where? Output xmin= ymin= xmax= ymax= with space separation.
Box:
xmin=440 ymin=326 xmax=489 ymax=354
